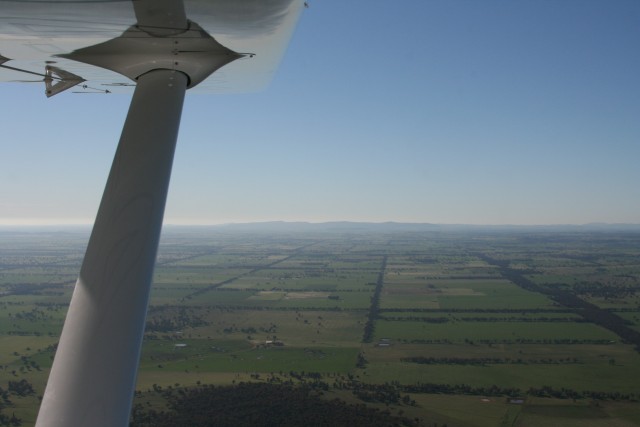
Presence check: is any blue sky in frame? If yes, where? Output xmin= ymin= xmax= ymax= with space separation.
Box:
xmin=2 ymin=0 xmax=639 ymax=225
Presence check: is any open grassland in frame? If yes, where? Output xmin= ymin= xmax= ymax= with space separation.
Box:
xmin=1 ymin=227 xmax=640 ymax=426
xmin=140 ymin=341 xmax=359 ymax=374
xmin=380 ymin=277 xmax=557 ymax=311
xmin=374 ymin=319 xmax=619 ymax=342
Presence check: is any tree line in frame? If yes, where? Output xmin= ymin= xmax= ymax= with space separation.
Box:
xmin=362 ymin=255 xmax=387 ymax=343
xmin=381 ymin=316 xmax=587 ymax=323
xmin=130 ymin=382 xmax=420 ymax=427
xmin=476 ymin=253 xmax=640 ymax=352
xmin=402 ymin=356 xmax=581 ymax=366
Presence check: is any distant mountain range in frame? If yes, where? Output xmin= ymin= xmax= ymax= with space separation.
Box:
xmin=169 ymin=221 xmax=640 ymax=233
xmin=2 ymin=221 xmax=640 ymax=233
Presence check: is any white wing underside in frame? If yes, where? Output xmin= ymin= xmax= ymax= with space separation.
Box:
xmin=0 ymin=0 xmax=303 ymax=93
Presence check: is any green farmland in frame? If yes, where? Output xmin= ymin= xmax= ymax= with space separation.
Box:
xmin=1 ymin=225 xmax=640 ymax=426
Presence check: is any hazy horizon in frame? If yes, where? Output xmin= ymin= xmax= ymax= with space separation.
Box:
xmin=1 ymin=219 xmax=639 ymax=231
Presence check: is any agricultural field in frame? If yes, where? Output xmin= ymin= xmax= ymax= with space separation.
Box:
xmin=1 ymin=225 xmax=640 ymax=426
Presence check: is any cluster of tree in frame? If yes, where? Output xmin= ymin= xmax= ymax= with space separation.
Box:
xmin=402 ymin=339 xmax=453 ymax=344
xmin=459 ymin=316 xmax=587 ymax=323
xmin=13 ymin=356 xmax=40 ymax=373
xmin=0 ymin=302 xmax=24 ymax=307
xmin=34 ymin=302 xmax=65 ymax=309
xmin=572 ymin=281 xmax=638 ymax=299
xmin=329 ymin=379 xmax=639 ymax=402
xmin=7 ymin=308 xmax=52 ymax=322
xmin=381 ymin=316 xmax=586 ymax=323
xmin=0 ymin=413 xmax=20 ymax=427
xmin=408 ymin=256 xmax=437 ymax=264
xmin=352 ymin=385 xmax=402 ymax=405
xmin=397 ymin=338 xmax=611 ymax=345
xmin=145 ymin=307 xmax=208 ymax=332
xmin=329 ymin=378 xmax=468 ymax=404
xmin=362 ymin=256 xmax=387 ymax=343
xmin=526 ymin=386 xmax=636 ymax=401
xmin=5 ymin=331 xmax=50 ymax=337
xmin=6 ymin=380 xmax=34 ymax=398
xmin=0 ymin=380 xmax=36 ymax=427
xmin=401 ymin=382 xmax=522 ymax=397
xmin=382 ymin=317 xmax=450 ymax=323
xmin=472 ymin=338 xmax=613 ymax=345
xmin=239 ymin=370 xmax=334 ymax=391
xmin=4 ymin=282 xmax=63 ymax=297
xmin=343 ymin=382 xmax=416 ymax=407
xmin=379 ymin=308 xmax=572 ymax=314
xmin=402 ymin=356 xmax=581 ymax=366
xmin=199 ymin=305 xmax=346 ymax=312
xmin=356 ymin=352 xmax=368 ymax=369
xmin=130 ymin=382 xmax=420 ymax=427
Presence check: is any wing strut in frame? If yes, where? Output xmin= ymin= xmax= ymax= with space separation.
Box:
xmin=35 ymin=69 xmax=188 ymax=427
xmin=28 ymin=1 xmax=302 ymax=425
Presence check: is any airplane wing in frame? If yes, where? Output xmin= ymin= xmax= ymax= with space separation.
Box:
xmin=0 ymin=0 xmax=304 ymax=94
xmin=1 ymin=2 xmax=305 ymax=426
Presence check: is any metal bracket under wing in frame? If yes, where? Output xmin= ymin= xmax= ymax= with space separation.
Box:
xmin=44 ymin=65 xmax=85 ymax=97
